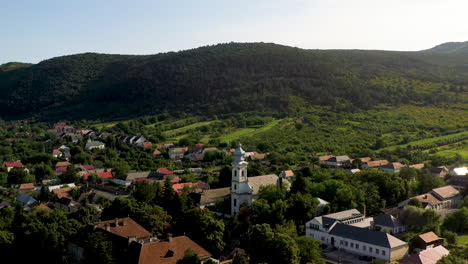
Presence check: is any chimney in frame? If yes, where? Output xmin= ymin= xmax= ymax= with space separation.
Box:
xmin=121 ymin=218 xmax=127 ymax=226
xmin=362 ymin=205 xmax=366 ymax=217
xmin=105 ymin=223 xmax=111 ymax=231
xmin=168 ymin=233 xmax=173 ymax=242
xmin=114 ymin=218 xmax=119 ymax=227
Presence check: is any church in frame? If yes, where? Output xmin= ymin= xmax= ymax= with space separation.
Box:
xmin=199 ymin=143 xmax=289 ymax=216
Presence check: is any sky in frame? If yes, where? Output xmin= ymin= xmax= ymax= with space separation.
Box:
xmin=2 ymin=0 xmax=468 ymax=63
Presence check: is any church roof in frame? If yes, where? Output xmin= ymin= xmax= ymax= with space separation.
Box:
xmin=248 ymin=174 xmax=280 ymax=195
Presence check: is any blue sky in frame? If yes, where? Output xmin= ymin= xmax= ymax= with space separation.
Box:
xmin=2 ymin=0 xmax=468 ymax=63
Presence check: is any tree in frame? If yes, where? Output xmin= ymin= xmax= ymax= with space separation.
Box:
xmin=180 ymin=208 xmax=225 ymax=255
xmin=248 ymin=224 xmax=300 ymax=264
xmin=133 ymin=181 xmax=158 ymax=203
xmin=217 ymin=166 xmax=232 ymax=187
xmin=0 ymin=172 xmax=7 ymax=186
xmin=232 ymin=254 xmax=248 ymax=264
xmin=59 ymin=166 xmax=77 ymax=183
xmin=441 ymin=230 xmax=457 ymax=244
xmin=400 ymin=206 xmax=442 ymax=233
xmin=442 ymin=207 xmax=468 ymax=233
xmin=285 ymin=193 xmax=318 ymax=226
xmin=83 ymin=233 xmax=115 ymax=264
xmin=176 ymin=249 xmax=201 ymax=264
xmin=38 ymin=185 xmax=51 ymax=202
xmin=34 ymin=162 xmax=53 ymax=182
xmin=408 ymin=198 xmax=422 ymax=207
xmin=7 ymin=168 xmax=34 ymax=184
xmin=295 ymin=236 xmax=325 ymax=264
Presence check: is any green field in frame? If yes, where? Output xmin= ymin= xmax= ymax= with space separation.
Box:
xmin=218 ymin=119 xmax=283 ymax=142
xmin=457 ymin=234 xmax=468 ymax=246
xmin=163 ymin=121 xmax=217 ymax=137
xmin=381 ymin=131 xmax=468 ymax=151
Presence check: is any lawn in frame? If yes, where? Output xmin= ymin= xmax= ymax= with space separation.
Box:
xmin=457 ymin=234 xmax=468 ymax=246
xmin=381 ymin=131 xmax=468 ymax=151
xmin=163 ymin=121 xmax=217 ymax=137
xmin=218 ymin=119 xmax=283 ymax=143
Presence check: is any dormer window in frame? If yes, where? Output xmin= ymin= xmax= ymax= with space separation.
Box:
xmin=234 ymin=170 xmax=237 ymax=177
xmin=241 ymin=170 xmax=244 ymax=177
xmin=234 ymin=184 xmax=237 ymax=190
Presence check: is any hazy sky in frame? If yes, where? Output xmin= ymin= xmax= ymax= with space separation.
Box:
xmin=2 ymin=0 xmax=468 ymax=63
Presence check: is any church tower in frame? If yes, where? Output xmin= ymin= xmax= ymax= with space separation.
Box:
xmin=231 ymin=143 xmax=253 ymax=215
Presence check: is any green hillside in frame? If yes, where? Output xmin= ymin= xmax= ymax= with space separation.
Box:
xmin=0 ymin=42 xmax=467 ymax=121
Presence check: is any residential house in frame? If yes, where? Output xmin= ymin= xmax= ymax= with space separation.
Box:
xmin=132 ymin=136 xmax=147 ymax=146
xmin=18 ymin=183 xmax=35 ymax=192
xmin=325 ymin=155 xmax=351 ymax=168
xmin=410 ymin=164 xmax=425 ymax=170
xmin=56 ymin=161 xmax=72 ymax=167
xmin=279 ymin=170 xmax=295 ymax=180
xmin=319 ymin=155 xmax=335 ymax=164
xmin=316 ymin=198 xmax=330 ymax=216
xmin=450 ymin=166 xmax=467 ymax=176
xmin=307 ymin=221 xmax=408 ymax=262
xmin=168 ymin=147 xmax=189 ymax=160
xmin=53 ymin=197 xmax=81 ymax=212
xmin=401 ymin=245 xmax=449 ymax=264
xmin=85 ymin=140 xmax=105 ymax=150
xmin=138 ymin=142 xmax=152 ymax=148
xmin=52 ymin=187 xmax=76 ymax=199
xmin=414 ymin=232 xmax=444 ymax=251
xmin=152 ymin=149 xmax=162 ymax=157
xmin=380 ymin=162 xmax=406 ymax=172
xmin=372 ymin=214 xmax=406 ymax=235
xmin=398 ymin=185 xmax=462 ymax=211
xmin=113 ymin=171 xmax=153 ymax=186
xmin=83 ymin=172 xmax=114 ymax=181
xmin=16 ymin=193 xmax=37 ymax=207
xmin=171 ymin=182 xmax=209 ymax=196
xmin=429 ymin=167 xmax=449 ymax=178
xmin=3 ymin=160 xmax=26 ymax=172
xmin=128 ymin=235 xmax=212 ymax=264
xmin=154 ymin=168 xmax=175 ymax=179
xmin=192 ymin=143 xmax=205 ymax=154
xmin=306 ymin=209 xmax=366 ymax=234
xmin=362 ymin=160 xmax=389 ymax=169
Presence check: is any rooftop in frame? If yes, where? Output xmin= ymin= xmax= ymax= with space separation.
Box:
xmin=431 ymin=185 xmax=460 ymax=199
xmin=96 ymin=217 xmax=151 ymax=240
xmin=330 ymin=223 xmax=407 ymax=248
xmin=418 ymin=232 xmax=441 ymax=244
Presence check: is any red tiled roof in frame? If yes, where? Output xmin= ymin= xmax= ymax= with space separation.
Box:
xmin=283 ymin=170 xmax=294 ymax=177
xmin=319 ymin=155 xmax=335 ymax=161
xmin=37 ymin=203 xmax=50 ymax=210
xmin=418 ymin=232 xmax=441 ymax=244
xmin=153 ymin=150 xmax=162 ymax=155
xmin=56 ymin=166 xmax=68 ymax=172
xmin=401 ymin=245 xmax=449 ymax=264
xmin=56 ymin=161 xmax=72 ymax=167
xmin=96 ymin=217 xmax=151 ymax=240
xmin=82 ymin=164 xmax=96 ymax=170
xmin=19 ymin=183 xmax=35 ymax=190
xmin=3 ymin=160 xmax=23 ymax=167
xmin=415 ymin=193 xmax=442 ymax=206
xmin=382 ymin=162 xmax=406 ymax=170
xmin=53 ymin=187 xmax=73 ymax=199
xmin=83 ymin=172 xmax=114 ymax=180
xmin=409 ymin=163 xmax=425 ymax=170
xmin=365 ymin=160 xmax=389 ymax=168
xmin=135 ymin=236 xmax=211 ymax=264
xmin=157 ymin=168 xmax=174 ymax=175
xmin=143 ymin=142 xmax=152 ymax=148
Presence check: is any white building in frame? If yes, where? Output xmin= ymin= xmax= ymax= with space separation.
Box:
xmin=230 ymin=143 xmax=288 ymax=215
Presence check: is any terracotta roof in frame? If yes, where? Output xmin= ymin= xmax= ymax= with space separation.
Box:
xmin=36 ymin=203 xmax=50 ymax=210
xmin=359 ymin=157 xmax=372 ymax=163
xmin=282 ymin=170 xmax=294 ymax=177
xmin=153 ymin=150 xmax=162 ymax=155
xmin=142 ymin=142 xmax=152 ymax=148
xmin=19 ymin=183 xmax=35 ymax=190
xmin=431 ymin=185 xmax=459 ymax=199
xmin=3 ymin=160 xmax=23 ymax=167
xmin=365 ymin=160 xmax=389 ymax=168
xmin=401 ymin=245 xmax=449 ymax=264
xmin=56 ymin=166 xmax=68 ymax=172
xmin=409 ymin=163 xmax=425 ymax=170
xmin=96 ymin=217 xmax=151 ymax=240
xmin=83 ymin=171 xmax=113 ymax=180
xmin=134 ymin=236 xmax=211 ymax=264
xmin=52 ymin=187 xmax=74 ymax=199
xmin=248 ymin=174 xmax=283 ymax=195
xmin=82 ymin=164 xmax=96 ymax=170
xmin=381 ymin=162 xmax=405 ymax=170
xmin=157 ymin=168 xmax=174 ymax=175
xmin=56 ymin=161 xmax=72 ymax=167
xmin=172 ymin=182 xmax=209 ymax=195
xmin=319 ymin=155 xmax=335 ymax=161
xmin=52 ymin=149 xmax=62 ymax=156
xmin=418 ymin=232 xmax=441 ymax=244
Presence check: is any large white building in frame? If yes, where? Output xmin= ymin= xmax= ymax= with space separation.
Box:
xmin=230 ymin=143 xmax=287 ymax=215
xmin=306 ymin=209 xmax=408 ymax=262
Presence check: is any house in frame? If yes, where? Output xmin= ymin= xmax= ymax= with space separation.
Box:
xmin=362 ymin=160 xmax=389 ymax=169
xmin=171 ymin=182 xmax=210 ymax=196
xmin=279 ymin=170 xmax=295 ymax=180
xmin=152 ymin=149 xmax=162 ymax=157
xmin=409 ymin=164 xmax=425 ymax=170
xmin=0 ymin=201 xmax=11 ymax=209
xmin=52 ymin=187 xmax=75 ymax=199
xmin=18 ymin=183 xmax=35 ymax=191
xmin=16 ymin=193 xmax=37 ymax=207
xmin=192 ymin=143 xmax=205 ymax=154
xmin=308 ymin=222 xmax=408 ymax=262
xmin=168 ymin=147 xmax=189 ymax=160
xmin=325 ymin=155 xmax=351 ymax=168
xmin=429 ymin=167 xmax=449 ymax=178
xmin=139 ymin=142 xmax=152 ymax=148
xmin=52 ymin=149 xmax=62 ymax=158
xmin=113 ymin=171 xmax=153 ymax=186
xmin=3 ymin=160 xmax=25 ymax=172
xmin=53 ymin=197 xmax=81 ymax=212
xmin=380 ymin=162 xmax=406 ymax=172
xmin=450 ymin=167 xmax=467 ymax=176
xmin=56 ymin=166 xmax=69 ymax=175
xmin=83 ymin=171 xmax=114 ymax=181
xmin=154 ymin=168 xmax=175 ymax=179
xmin=319 ymin=155 xmax=335 ymax=164
xmin=85 ymin=141 xmax=105 ymax=150
xmin=128 ymin=235 xmax=212 ymax=264
xmin=398 ymin=185 xmax=462 ymax=211
xmin=198 ymin=187 xmax=231 ymax=208
xmin=349 ymin=169 xmax=361 ymax=174
xmin=305 ymin=209 xmax=366 ymax=234
xmin=414 ymin=232 xmax=444 ymax=250
xmin=95 ymin=217 xmax=152 ymax=256
xmin=372 ymin=214 xmax=406 ymax=235
xmin=132 ymin=136 xmax=147 ymax=146
xmin=56 ymin=161 xmax=72 ymax=167
xmin=316 ymin=198 xmax=330 ymax=215
xmin=48 ymin=183 xmax=76 ymax=191
xmin=401 ymin=245 xmax=449 ymax=264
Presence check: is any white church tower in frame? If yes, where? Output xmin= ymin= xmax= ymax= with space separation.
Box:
xmin=231 ymin=143 xmax=253 ymax=215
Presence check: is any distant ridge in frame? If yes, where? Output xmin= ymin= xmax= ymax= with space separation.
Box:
xmin=423 ymin=41 xmax=468 ymax=54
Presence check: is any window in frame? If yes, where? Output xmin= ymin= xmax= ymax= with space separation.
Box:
xmin=234 ymin=170 xmax=237 ymax=177
xmin=355 ymin=244 xmax=359 ymax=249
xmin=321 ymin=237 xmax=325 ymax=241
xmin=234 ymin=184 xmax=237 ymax=190
xmin=376 ymin=249 xmax=380 ymax=254
xmin=369 ymin=247 xmax=373 ymax=253
xmin=351 ymin=243 xmax=354 ymax=247
xmin=241 ymin=170 xmax=244 ymax=176
xmin=363 ymin=246 xmax=366 ymax=251
xmin=233 ymin=199 xmax=237 ymax=206
xmin=345 ymin=242 xmax=348 ymax=246
xmin=340 ymin=240 xmax=343 ymax=245
xmin=382 ymin=251 xmax=386 ymax=256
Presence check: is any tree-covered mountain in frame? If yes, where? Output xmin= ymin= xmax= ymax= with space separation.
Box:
xmin=0 ymin=42 xmax=467 ymax=120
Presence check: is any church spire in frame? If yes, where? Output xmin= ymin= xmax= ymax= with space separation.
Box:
xmin=233 ymin=142 xmax=246 ymax=164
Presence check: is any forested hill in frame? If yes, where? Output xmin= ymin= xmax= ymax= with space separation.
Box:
xmin=0 ymin=42 xmax=467 ymax=120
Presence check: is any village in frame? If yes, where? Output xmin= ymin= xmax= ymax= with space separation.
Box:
xmin=0 ymin=121 xmax=466 ymax=264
